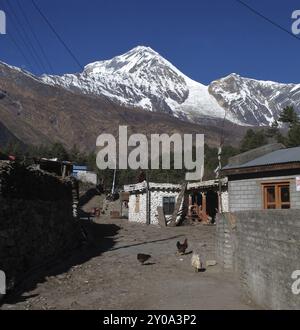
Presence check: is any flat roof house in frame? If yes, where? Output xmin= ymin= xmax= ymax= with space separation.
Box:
xmin=124 ymin=182 xmax=183 ymax=226
xmin=222 ymin=144 xmax=300 ymax=212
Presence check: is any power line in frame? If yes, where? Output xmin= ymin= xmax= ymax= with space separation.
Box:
xmin=16 ymin=0 xmax=54 ymax=73
xmin=4 ymin=0 xmax=46 ymax=72
xmin=3 ymin=0 xmax=45 ymax=72
xmin=234 ymin=0 xmax=300 ymax=41
xmin=31 ymin=0 xmax=83 ymax=71
xmin=5 ymin=30 xmax=34 ymax=71
xmin=29 ymin=0 xmax=132 ymax=128
xmin=0 ymin=0 xmax=33 ymax=70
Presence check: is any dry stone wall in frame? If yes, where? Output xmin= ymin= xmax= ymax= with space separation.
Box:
xmin=0 ymin=161 xmax=82 ymax=292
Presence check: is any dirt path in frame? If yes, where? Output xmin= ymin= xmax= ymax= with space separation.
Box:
xmin=1 ymin=218 xmax=255 ymax=310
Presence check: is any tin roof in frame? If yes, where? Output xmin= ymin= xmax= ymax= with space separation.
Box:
xmin=223 ymin=146 xmax=300 ymax=170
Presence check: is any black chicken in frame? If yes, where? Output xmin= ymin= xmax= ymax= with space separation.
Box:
xmin=137 ymin=253 xmax=152 ymax=265
xmin=176 ymin=238 xmax=188 ymax=255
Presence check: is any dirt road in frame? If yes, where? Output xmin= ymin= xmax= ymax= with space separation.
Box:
xmin=1 ymin=218 xmax=255 ymax=310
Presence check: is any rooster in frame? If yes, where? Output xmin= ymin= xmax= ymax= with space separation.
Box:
xmin=137 ymin=253 xmax=152 ymax=265
xmin=191 ymin=253 xmax=204 ymax=272
xmin=176 ymin=238 xmax=188 ymax=255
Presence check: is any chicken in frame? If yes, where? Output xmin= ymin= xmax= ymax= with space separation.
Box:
xmin=191 ymin=253 xmax=204 ymax=272
xmin=137 ymin=253 xmax=151 ymax=265
xmin=176 ymin=238 xmax=188 ymax=255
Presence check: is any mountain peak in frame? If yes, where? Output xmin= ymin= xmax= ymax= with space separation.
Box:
xmin=128 ymin=45 xmax=158 ymax=55
xmin=82 ymin=45 xmax=163 ymax=76
xmin=39 ymin=47 xmax=300 ymax=127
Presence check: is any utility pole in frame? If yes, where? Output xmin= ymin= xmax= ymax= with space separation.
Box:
xmin=111 ymin=168 xmax=117 ymax=195
xmin=146 ymin=170 xmax=151 ymax=225
xmin=217 ymin=146 xmax=223 ymax=213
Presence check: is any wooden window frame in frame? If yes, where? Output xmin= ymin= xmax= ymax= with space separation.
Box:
xmin=163 ymin=196 xmax=176 ymax=215
xmin=262 ymin=182 xmax=291 ymax=209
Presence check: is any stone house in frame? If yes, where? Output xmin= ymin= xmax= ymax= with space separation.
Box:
xmin=222 ymin=144 xmax=300 ymax=211
xmin=124 ymin=182 xmax=182 ymax=225
xmin=124 ymin=179 xmax=229 ymax=225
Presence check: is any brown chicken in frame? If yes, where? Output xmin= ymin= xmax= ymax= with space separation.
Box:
xmin=176 ymin=238 xmax=188 ymax=255
xmin=137 ymin=253 xmax=152 ymax=265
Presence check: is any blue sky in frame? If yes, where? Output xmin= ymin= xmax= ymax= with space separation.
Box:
xmin=0 ymin=0 xmax=299 ymax=84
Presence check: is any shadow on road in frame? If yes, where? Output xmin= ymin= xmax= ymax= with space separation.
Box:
xmin=2 ymin=220 xmax=120 ymax=306
xmin=109 ymin=235 xmax=185 ymax=251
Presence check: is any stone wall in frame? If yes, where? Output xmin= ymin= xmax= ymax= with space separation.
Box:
xmin=228 ymin=175 xmax=300 ymax=212
xmin=128 ymin=190 xmax=180 ymax=225
xmin=0 ymin=161 xmax=82 ymax=291
xmin=216 ymin=210 xmax=300 ymax=309
xmin=221 ymin=191 xmax=229 ymax=213
xmin=128 ymin=192 xmax=147 ymax=224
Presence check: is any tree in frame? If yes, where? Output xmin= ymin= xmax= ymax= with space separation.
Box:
xmin=50 ymin=142 xmax=69 ymax=161
xmin=69 ymin=144 xmax=81 ymax=162
xmin=266 ymin=120 xmax=279 ymax=138
xmin=278 ymin=106 xmax=299 ymax=128
xmin=276 ymin=106 xmax=300 ymax=147
xmin=286 ymin=123 xmax=300 ymax=147
xmin=2 ymin=140 xmax=23 ymax=158
xmin=240 ymin=129 xmax=268 ymax=153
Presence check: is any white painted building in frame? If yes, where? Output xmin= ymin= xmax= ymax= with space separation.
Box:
xmin=124 ymin=182 xmax=182 ymax=225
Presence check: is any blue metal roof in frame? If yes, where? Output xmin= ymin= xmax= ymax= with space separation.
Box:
xmin=223 ymin=146 xmax=300 ymax=170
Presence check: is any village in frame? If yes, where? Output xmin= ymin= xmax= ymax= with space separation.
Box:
xmin=1 ymin=138 xmax=300 ymax=310
xmin=0 ymin=0 xmax=300 ymax=315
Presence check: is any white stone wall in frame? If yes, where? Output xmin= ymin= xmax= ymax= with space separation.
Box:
xmin=128 ymin=190 xmax=180 ymax=225
xmin=221 ymin=191 xmax=229 ymax=212
xmin=128 ymin=193 xmax=147 ymax=224
xmin=228 ymin=175 xmax=300 ymax=212
xmin=150 ymin=191 xmax=179 ymax=225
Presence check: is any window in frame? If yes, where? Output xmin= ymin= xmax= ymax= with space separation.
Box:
xmin=163 ymin=196 xmax=176 ymax=215
xmin=263 ymin=182 xmax=290 ymax=209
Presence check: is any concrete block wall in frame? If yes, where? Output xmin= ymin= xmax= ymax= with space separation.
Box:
xmin=228 ymin=179 xmax=262 ymax=211
xmin=228 ymin=175 xmax=300 ymax=212
xmin=216 ymin=212 xmax=236 ymax=270
xmin=217 ymin=210 xmax=300 ymax=309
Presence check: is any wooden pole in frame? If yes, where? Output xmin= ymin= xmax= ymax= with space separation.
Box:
xmin=111 ymin=168 xmax=117 ymax=195
xmin=218 ymin=147 xmax=223 ymax=213
xmin=146 ymin=170 xmax=150 ymax=225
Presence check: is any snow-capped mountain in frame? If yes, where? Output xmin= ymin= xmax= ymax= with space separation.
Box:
xmin=42 ymin=46 xmax=300 ymax=126
xmin=209 ymin=74 xmax=300 ymax=126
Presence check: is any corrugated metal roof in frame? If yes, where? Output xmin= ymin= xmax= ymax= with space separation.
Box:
xmin=223 ymin=146 xmax=300 ymax=170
